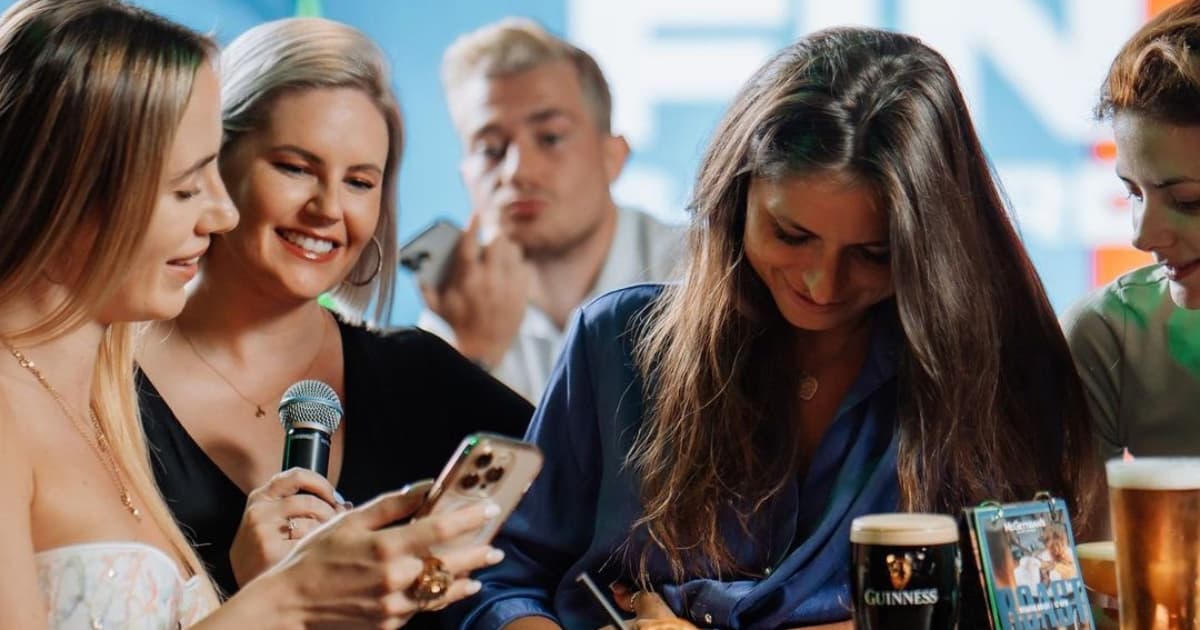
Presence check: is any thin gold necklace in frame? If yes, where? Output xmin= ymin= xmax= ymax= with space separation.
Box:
xmin=176 ymin=311 xmax=330 ymax=418
xmin=4 ymin=342 xmax=141 ymax=521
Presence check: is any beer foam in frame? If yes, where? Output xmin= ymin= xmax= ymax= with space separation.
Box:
xmin=1075 ymin=541 xmax=1114 ymax=562
xmin=850 ymin=513 xmax=959 ymax=546
xmin=1107 ymin=458 xmax=1200 ymax=489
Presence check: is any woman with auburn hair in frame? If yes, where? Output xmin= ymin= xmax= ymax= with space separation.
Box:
xmin=0 ymin=1 xmax=502 ymax=628
xmin=1064 ymin=0 xmax=1200 ymax=464
xmin=450 ymin=26 xmax=1099 ymax=630
xmin=134 ymin=16 xmax=531 ymax=624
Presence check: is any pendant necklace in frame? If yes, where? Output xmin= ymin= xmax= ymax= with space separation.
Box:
xmin=177 ymin=312 xmax=329 ymax=419
xmin=798 ymin=373 xmax=819 ymax=401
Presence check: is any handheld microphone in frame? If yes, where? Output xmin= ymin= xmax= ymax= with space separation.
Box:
xmin=279 ymin=379 xmax=343 ymax=477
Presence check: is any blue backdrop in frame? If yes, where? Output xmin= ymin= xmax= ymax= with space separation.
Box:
xmin=2 ymin=0 xmax=1157 ymax=324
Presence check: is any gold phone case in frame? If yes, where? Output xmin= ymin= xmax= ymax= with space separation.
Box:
xmin=420 ymin=432 xmax=544 ymax=552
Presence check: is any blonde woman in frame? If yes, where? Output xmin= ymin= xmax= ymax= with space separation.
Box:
xmin=0 ymin=1 xmax=501 ymax=628
xmin=134 ymin=16 xmax=532 ymax=617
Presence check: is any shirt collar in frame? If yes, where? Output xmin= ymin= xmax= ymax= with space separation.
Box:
xmin=588 ymin=206 xmax=641 ymax=300
xmin=521 ymin=206 xmax=640 ymax=341
xmin=838 ymin=302 xmax=901 ymax=413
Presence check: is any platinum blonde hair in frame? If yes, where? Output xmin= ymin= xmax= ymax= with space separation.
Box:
xmin=220 ymin=17 xmax=402 ymax=325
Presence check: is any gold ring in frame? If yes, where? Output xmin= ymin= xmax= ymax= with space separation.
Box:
xmin=408 ymin=556 xmax=453 ymax=603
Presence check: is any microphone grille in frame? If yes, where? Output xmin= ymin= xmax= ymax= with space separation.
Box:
xmin=278 ymin=379 xmax=343 ymax=434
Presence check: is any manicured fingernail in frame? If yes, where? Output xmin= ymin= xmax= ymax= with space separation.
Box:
xmin=465 ymin=579 xmax=482 ymax=595
xmin=485 ymin=548 xmax=505 ymax=564
xmin=341 ymin=501 xmax=353 ymax=510
xmin=482 ymin=502 xmax=501 ymax=518
xmin=333 ymin=490 xmax=346 ymax=504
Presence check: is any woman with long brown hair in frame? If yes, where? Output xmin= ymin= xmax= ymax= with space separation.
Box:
xmin=450 ymin=26 xmax=1099 ymax=630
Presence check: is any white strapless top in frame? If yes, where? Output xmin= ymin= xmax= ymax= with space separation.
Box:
xmin=36 ymin=542 xmax=213 ymax=629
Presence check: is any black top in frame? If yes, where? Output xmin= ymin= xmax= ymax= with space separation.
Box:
xmin=139 ymin=320 xmax=534 ymax=614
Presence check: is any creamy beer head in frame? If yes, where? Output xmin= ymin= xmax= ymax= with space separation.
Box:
xmin=1076 ymin=541 xmax=1117 ymax=598
xmin=1108 ymin=457 xmax=1200 ymax=626
xmin=851 ymin=513 xmax=959 ymax=546
xmin=1106 ymin=457 xmax=1200 ymax=490
xmin=851 ymin=513 xmax=960 ymax=630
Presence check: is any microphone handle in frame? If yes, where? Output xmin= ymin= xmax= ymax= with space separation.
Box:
xmin=282 ymin=426 xmax=331 ymax=478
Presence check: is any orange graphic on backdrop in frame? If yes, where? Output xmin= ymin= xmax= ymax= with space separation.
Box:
xmin=1149 ymin=0 xmax=1184 ymax=15
xmin=1093 ymin=247 xmax=1155 ymax=288
xmin=1086 ymin=0 xmax=1176 ymax=288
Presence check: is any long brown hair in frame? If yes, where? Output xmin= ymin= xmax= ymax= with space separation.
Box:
xmin=1096 ymin=0 xmax=1200 ymax=125
xmin=632 ymin=27 xmax=1099 ymax=579
xmin=0 ymin=0 xmax=216 ymax=599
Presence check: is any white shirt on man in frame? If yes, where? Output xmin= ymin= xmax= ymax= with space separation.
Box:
xmin=419 ymin=206 xmax=683 ymax=402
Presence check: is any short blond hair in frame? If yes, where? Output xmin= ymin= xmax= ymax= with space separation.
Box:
xmin=442 ymin=17 xmax=613 ymax=132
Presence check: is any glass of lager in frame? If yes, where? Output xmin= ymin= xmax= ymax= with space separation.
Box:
xmin=1077 ymin=541 xmax=1119 ymax=628
xmin=850 ymin=513 xmax=960 ymax=630
xmin=1107 ymin=458 xmax=1200 ymax=630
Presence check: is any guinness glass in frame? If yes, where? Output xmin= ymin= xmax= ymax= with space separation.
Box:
xmin=851 ymin=513 xmax=960 ymax=630
xmin=1107 ymin=458 xmax=1200 ymax=630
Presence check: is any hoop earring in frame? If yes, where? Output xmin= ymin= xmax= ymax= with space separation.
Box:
xmin=345 ymin=235 xmax=383 ymax=287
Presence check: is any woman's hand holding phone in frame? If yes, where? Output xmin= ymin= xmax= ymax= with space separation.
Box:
xmin=251 ymin=433 xmax=535 ymax=628
xmin=254 ymin=482 xmax=505 ymax=628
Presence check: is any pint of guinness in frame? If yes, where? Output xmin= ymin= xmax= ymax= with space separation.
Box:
xmin=850 ymin=513 xmax=960 ymax=630
xmin=1107 ymin=458 xmax=1200 ymax=630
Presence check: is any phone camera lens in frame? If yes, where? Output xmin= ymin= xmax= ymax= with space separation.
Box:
xmin=485 ymin=466 xmax=504 ymax=483
xmin=474 ymin=452 xmax=494 ymax=468
xmin=459 ymin=473 xmax=480 ymax=489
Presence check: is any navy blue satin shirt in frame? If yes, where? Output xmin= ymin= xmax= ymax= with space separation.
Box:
xmin=449 ymin=284 xmax=901 ymax=629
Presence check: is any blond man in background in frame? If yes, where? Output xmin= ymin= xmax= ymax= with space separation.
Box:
xmin=419 ymin=18 xmax=683 ymax=402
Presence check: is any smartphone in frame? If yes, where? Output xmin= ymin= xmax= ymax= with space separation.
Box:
xmin=416 ymin=433 xmax=543 ymax=553
xmin=398 ymin=219 xmax=462 ymax=288
xmin=576 ymin=572 xmax=631 ymax=630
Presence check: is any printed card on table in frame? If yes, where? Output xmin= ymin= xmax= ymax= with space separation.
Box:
xmin=963 ymin=498 xmax=1094 ymax=630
